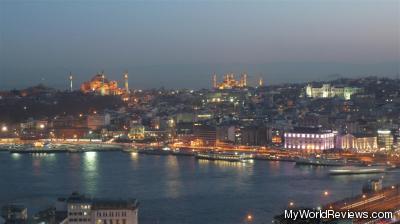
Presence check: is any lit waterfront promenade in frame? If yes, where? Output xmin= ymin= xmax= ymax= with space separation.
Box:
xmin=2 ymin=139 xmax=400 ymax=167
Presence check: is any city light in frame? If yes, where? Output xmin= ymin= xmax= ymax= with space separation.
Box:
xmin=246 ymin=214 xmax=253 ymax=222
xmin=1 ymin=2 xmax=400 ymax=224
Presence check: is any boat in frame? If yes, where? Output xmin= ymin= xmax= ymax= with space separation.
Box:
xmin=195 ymin=151 xmax=253 ymax=162
xmin=171 ymin=148 xmax=195 ymax=156
xmin=10 ymin=143 xmax=69 ymax=153
xmin=137 ymin=147 xmax=172 ymax=155
xmin=122 ymin=145 xmax=138 ymax=153
xmin=295 ymin=156 xmax=347 ymax=166
xmin=329 ymin=167 xmax=386 ymax=175
xmin=255 ymin=154 xmax=296 ymax=162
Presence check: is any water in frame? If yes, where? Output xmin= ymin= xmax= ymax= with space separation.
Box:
xmin=0 ymin=151 xmax=399 ymax=224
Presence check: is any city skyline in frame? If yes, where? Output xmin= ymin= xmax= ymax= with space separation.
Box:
xmin=2 ymin=1 xmax=400 ymax=223
xmin=1 ymin=0 xmax=399 ymax=89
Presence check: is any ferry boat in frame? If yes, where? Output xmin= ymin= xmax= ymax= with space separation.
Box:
xmin=171 ymin=148 xmax=195 ymax=156
xmin=195 ymin=151 xmax=253 ymax=162
xmin=295 ymin=156 xmax=347 ymax=166
xmin=329 ymin=167 xmax=386 ymax=175
xmin=255 ymin=154 xmax=296 ymax=162
xmin=137 ymin=147 xmax=172 ymax=155
xmin=10 ymin=143 xmax=69 ymax=153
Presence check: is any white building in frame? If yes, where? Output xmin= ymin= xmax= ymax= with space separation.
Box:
xmin=305 ymin=84 xmax=362 ymax=100
xmin=61 ymin=193 xmax=139 ymax=224
xmin=284 ymin=127 xmax=335 ymax=152
xmin=336 ymin=133 xmax=378 ymax=152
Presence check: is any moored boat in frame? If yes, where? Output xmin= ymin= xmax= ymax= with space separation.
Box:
xmin=171 ymin=148 xmax=195 ymax=156
xmin=195 ymin=151 xmax=253 ymax=162
xmin=137 ymin=147 xmax=172 ymax=155
xmin=295 ymin=157 xmax=347 ymax=166
xmin=329 ymin=167 xmax=386 ymax=175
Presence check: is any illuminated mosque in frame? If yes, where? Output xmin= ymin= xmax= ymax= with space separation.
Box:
xmin=212 ymin=73 xmax=264 ymax=89
xmin=80 ymin=71 xmax=129 ymax=96
xmin=212 ymin=73 xmax=248 ymax=90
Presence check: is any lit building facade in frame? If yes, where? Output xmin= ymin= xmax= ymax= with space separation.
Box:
xmin=284 ymin=127 xmax=335 ymax=152
xmin=213 ymin=73 xmax=247 ymax=90
xmin=305 ymin=84 xmax=362 ymax=100
xmin=377 ymin=129 xmax=393 ymax=151
xmin=80 ymin=73 xmax=125 ymax=96
xmin=336 ymin=133 xmax=378 ymax=152
xmin=62 ymin=193 xmax=139 ymax=224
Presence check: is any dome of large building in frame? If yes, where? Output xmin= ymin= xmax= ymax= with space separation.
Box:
xmin=80 ymin=72 xmax=125 ymax=96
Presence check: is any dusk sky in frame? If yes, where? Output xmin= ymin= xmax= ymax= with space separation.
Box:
xmin=1 ymin=0 xmax=399 ymax=90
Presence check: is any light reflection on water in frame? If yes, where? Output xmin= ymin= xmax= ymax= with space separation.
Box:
xmin=1 ymin=151 xmax=399 ymax=224
xmin=130 ymin=152 xmax=139 ymax=161
xmin=11 ymin=153 xmax=21 ymax=160
xmin=82 ymin=151 xmax=99 ymax=193
xmin=164 ymin=156 xmax=182 ymax=199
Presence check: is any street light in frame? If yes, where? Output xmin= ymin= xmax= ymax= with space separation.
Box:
xmin=324 ymin=191 xmax=329 ymax=196
xmin=246 ymin=214 xmax=253 ymax=222
xmin=289 ymin=201 xmax=294 ymax=207
xmin=1 ymin=126 xmax=7 ymax=132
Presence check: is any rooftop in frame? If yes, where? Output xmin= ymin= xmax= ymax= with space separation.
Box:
xmin=65 ymin=192 xmax=139 ymax=210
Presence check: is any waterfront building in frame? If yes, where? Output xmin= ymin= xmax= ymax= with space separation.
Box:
xmin=284 ymin=127 xmax=335 ymax=152
xmin=235 ymin=125 xmax=269 ymax=146
xmin=129 ymin=124 xmax=145 ymax=140
xmin=62 ymin=193 xmax=139 ymax=224
xmin=193 ymin=123 xmax=217 ymax=146
xmin=305 ymin=84 xmax=362 ymax=100
xmin=336 ymin=133 xmax=378 ymax=152
xmin=271 ymin=129 xmax=283 ymax=145
xmin=377 ymin=129 xmax=394 ymax=151
xmin=1 ymin=204 xmax=28 ymax=224
xmin=216 ymin=125 xmax=236 ymax=144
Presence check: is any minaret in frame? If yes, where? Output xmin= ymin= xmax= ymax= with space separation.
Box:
xmin=69 ymin=72 xmax=73 ymax=92
xmin=212 ymin=73 xmax=217 ymax=89
xmin=101 ymin=71 xmax=105 ymax=85
xmin=258 ymin=76 xmax=264 ymax=87
xmin=124 ymin=71 xmax=130 ymax=94
xmin=241 ymin=73 xmax=247 ymax=87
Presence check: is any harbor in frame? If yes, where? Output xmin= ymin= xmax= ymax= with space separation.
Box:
xmin=1 ymin=150 xmax=400 ymax=224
